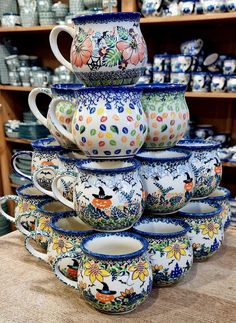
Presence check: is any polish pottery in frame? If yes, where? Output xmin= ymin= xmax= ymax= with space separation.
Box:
xmin=227 ymin=75 xmax=236 ymax=92
xmin=28 ymin=84 xmax=83 ymax=149
xmin=133 ymin=217 xmax=193 ymax=286
xmin=207 ymin=187 xmax=231 ymax=230
xmin=178 ymin=200 xmax=223 ymax=260
xmin=176 ymin=139 xmax=222 ymax=199
xmin=49 ymin=12 xmax=147 ymax=86
xmin=52 ymin=159 xmax=145 ymax=231
xmin=136 ymin=149 xmax=195 ymax=214
xmin=53 ymin=232 xmax=152 ymax=314
xmin=171 ymin=55 xmax=193 ymax=73
xmin=138 ymin=83 xmax=189 ymax=149
xmin=0 ymin=184 xmax=48 ymax=236
xmin=49 ymin=86 xmax=147 ymax=159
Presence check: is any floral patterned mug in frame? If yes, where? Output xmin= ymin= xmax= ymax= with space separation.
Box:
xmin=49 ymin=12 xmax=147 ymax=86
xmin=133 ymin=217 xmax=193 ymax=286
xmin=0 ymin=184 xmax=48 ymax=236
xmin=137 ymin=149 xmax=195 ymax=214
xmin=52 ymin=159 xmax=145 ymax=232
xmin=53 ymin=232 xmax=152 ymax=314
xmin=178 ymin=200 xmax=223 ymax=260
xmin=28 ymin=84 xmax=83 ymax=149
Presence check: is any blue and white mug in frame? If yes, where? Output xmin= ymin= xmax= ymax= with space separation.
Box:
xmin=191 ymin=72 xmax=211 ymax=92
xmin=211 ymin=74 xmax=227 ymax=92
xmin=171 ymin=55 xmax=193 ymax=73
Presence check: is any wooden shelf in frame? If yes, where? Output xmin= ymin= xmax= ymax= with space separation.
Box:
xmin=223 ymin=161 xmax=236 ymax=168
xmin=0 ymin=25 xmax=55 ymax=33
xmin=10 ymin=183 xmax=19 ymax=188
xmin=0 ymin=85 xmax=33 ymax=92
xmin=5 ymin=137 xmax=32 ymax=144
xmin=185 ymin=92 xmax=236 ymax=99
xmin=141 ymin=12 xmax=236 ymax=25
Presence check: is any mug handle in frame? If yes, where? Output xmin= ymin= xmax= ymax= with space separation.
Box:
xmin=24 ymin=230 xmax=50 ymax=262
xmin=51 ymin=172 xmax=76 ymax=209
xmin=15 ymin=211 xmax=37 ymax=236
xmin=28 ymin=87 xmax=52 ymax=127
xmin=11 ymin=151 xmax=33 ymax=180
xmin=52 ymin=251 xmax=81 ymax=289
xmin=0 ymin=195 xmax=19 ymax=223
xmin=49 ymin=98 xmax=76 ymax=144
xmin=32 ymin=166 xmax=58 ymax=198
xmin=49 ymin=25 xmax=76 ymax=73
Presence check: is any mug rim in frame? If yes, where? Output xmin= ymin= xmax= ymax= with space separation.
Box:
xmin=176 ymin=139 xmax=221 ymax=150
xmin=70 ymin=85 xmax=142 ymax=93
xmin=80 ymin=232 xmax=149 ymax=260
xmin=72 ymin=12 xmax=140 ymax=24
xmin=16 ymin=183 xmax=47 ymax=199
xmin=135 ymin=83 xmax=186 ymax=92
xmin=59 ymin=149 xmax=86 ymax=163
xmin=171 ymin=54 xmax=193 ymax=58
xmin=50 ymin=214 xmax=94 ymax=235
xmin=178 ymin=201 xmax=222 ymax=218
xmin=132 ymin=217 xmax=191 ymax=238
xmin=31 ymin=137 xmax=64 ymax=151
xmin=136 ymin=148 xmax=191 ymax=162
xmin=206 ymin=186 xmax=230 ymax=200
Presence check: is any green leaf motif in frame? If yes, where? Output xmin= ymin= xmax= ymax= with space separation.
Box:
xmin=77 ymin=27 xmax=87 ymax=43
xmin=104 ymin=49 xmax=121 ymax=67
xmin=161 ymin=124 xmax=168 ymax=132
xmin=104 ymin=35 xmax=116 ymax=47
xmin=117 ymin=26 xmax=129 ymax=40
xmin=80 ymin=125 xmax=85 ymax=134
xmin=110 ymin=125 xmax=119 ymax=134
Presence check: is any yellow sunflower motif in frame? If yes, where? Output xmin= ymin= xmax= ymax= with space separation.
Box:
xmin=129 ymin=260 xmax=149 ymax=282
xmin=164 ymin=243 xmax=187 ymax=260
xmin=18 ymin=202 xmax=36 ymax=214
xmin=199 ymin=222 xmax=219 ymax=238
xmin=52 ymin=237 xmax=73 ymax=255
xmin=152 ymin=264 xmax=163 ymax=272
xmin=38 ymin=217 xmax=53 ymax=233
xmin=84 ymin=261 xmax=110 ymax=284
xmin=118 ymin=288 xmax=135 ymax=300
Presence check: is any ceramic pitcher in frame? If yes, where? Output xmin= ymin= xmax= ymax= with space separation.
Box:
xmin=137 ymin=83 xmax=189 ymax=149
xmin=28 ymin=84 xmax=83 ymax=149
xmin=52 ymin=159 xmax=145 ymax=232
xmin=49 ymin=86 xmax=147 ymax=159
xmin=53 ymin=232 xmax=152 ymax=314
xmin=49 ymin=12 xmax=147 ymax=86
xmin=176 ymin=139 xmax=222 ymax=199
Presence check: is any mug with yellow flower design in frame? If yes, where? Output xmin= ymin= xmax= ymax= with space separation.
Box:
xmin=0 ymin=183 xmax=48 ymax=236
xmin=49 ymin=12 xmax=147 ymax=86
xmin=133 ymin=217 xmax=193 ymax=286
xmin=178 ymin=200 xmax=223 ymax=260
xmin=25 ymin=213 xmax=93 ymax=279
xmin=53 ymin=232 xmax=152 ymax=314
xmin=206 ymin=186 xmax=231 ymax=230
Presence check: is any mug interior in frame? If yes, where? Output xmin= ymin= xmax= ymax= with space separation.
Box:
xmin=85 ymin=235 xmax=143 ymax=256
xmin=82 ymin=160 xmax=133 ymax=170
xmin=135 ymin=221 xmax=184 ymax=234
xmin=56 ymin=216 xmax=91 ymax=231
xmin=137 ymin=150 xmax=187 ymax=159
xmin=209 ymin=188 xmax=225 ymax=198
xmin=22 ymin=187 xmax=45 ymax=196
xmin=42 ymin=201 xmax=72 ymax=213
xmin=180 ymin=202 xmax=217 ymax=214
xmin=62 ymin=151 xmax=87 ymax=160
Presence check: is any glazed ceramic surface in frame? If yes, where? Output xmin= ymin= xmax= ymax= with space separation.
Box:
xmin=211 ymin=74 xmax=226 ymax=92
xmin=141 ymin=0 xmax=162 ymax=16
xmin=0 ymin=184 xmax=47 ymax=236
xmin=176 ymin=139 xmax=222 ymax=199
xmin=178 ymin=200 xmax=223 ymax=260
xmin=12 ymin=138 xmax=65 ymax=190
xmin=133 ymin=217 xmax=193 ymax=286
xmin=138 ymin=83 xmax=189 ymax=149
xmin=227 ymin=76 xmax=236 ymax=92
xmin=53 ymin=232 xmax=152 ymax=314
xmin=28 ymin=84 xmax=83 ymax=149
xmin=171 ymin=55 xmax=193 ymax=73
xmin=191 ymin=72 xmax=211 ymax=92
xmin=52 ymin=159 xmax=145 ymax=231
xmin=25 ymin=213 xmax=93 ymax=279
xmin=180 ymin=39 xmax=204 ymax=56
xmin=33 ymin=150 xmax=87 ymax=199
xmin=49 ymin=12 xmax=147 ymax=86
xmin=207 ymin=187 xmax=231 ymax=230
xmin=49 ymin=86 xmax=147 ymax=158
xmin=137 ymin=149 xmax=195 ymax=214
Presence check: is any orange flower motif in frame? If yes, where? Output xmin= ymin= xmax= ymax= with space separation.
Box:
xmin=72 ymin=35 xmax=93 ymax=68
xmin=152 ymin=265 xmax=163 ymax=272
xmin=118 ymin=288 xmax=135 ymax=300
xmin=117 ymin=34 xmax=145 ymax=66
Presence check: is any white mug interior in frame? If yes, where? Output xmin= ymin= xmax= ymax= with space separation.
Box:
xmin=135 ymin=221 xmax=184 ymax=234
xmin=137 ymin=150 xmax=187 ymax=159
xmin=42 ymin=201 xmax=73 ymax=212
xmin=22 ymin=187 xmax=45 ymax=196
xmin=56 ymin=216 xmax=92 ymax=231
xmin=180 ymin=202 xmax=217 ymax=214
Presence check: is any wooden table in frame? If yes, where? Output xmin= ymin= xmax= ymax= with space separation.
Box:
xmin=1 ymin=230 xmax=236 ymax=323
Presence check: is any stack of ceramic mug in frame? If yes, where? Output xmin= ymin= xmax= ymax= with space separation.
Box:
xmin=0 ymin=12 xmax=232 ymax=315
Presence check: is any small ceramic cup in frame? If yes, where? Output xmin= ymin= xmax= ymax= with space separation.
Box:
xmin=11 ymin=137 xmax=65 ymax=190
xmin=179 ymin=0 xmax=196 ymax=14
xmin=0 ymin=184 xmax=48 ymax=236
xmin=170 ymin=72 xmax=191 ymax=85
xmin=206 ymin=187 xmax=231 ymax=230
xmin=133 ymin=217 xmax=193 ymax=286
xmin=203 ymin=0 xmax=226 ymax=12
xmin=137 ymin=83 xmax=189 ymax=149
xmin=153 ymin=71 xmax=169 ymax=83
xmin=226 ymin=0 xmax=236 ymax=11
xmin=178 ymin=200 xmax=223 ymax=260
xmin=153 ymin=54 xmax=171 ymax=72
xmin=52 ymin=159 xmax=145 ymax=232
xmin=223 ymin=57 xmax=236 ymax=75
xmin=203 ymin=53 xmax=221 ymax=73
xmin=211 ymin=74 xmax=227 ymax=92
xmin=141 ymin=0 xmax=162 ymax=16
xmin=32 ymin=150 xmax=87 ymax=199
xmin=53 ymin=232 xmax=152 ymax=314
xmin=191 ymin=72 xmax=211 ymax=92
xmin=180 ymin=39 xmax=204 ymax=56
xmin=171 ymin=55 xmax=193 ymax=73
xmin=136 ymin=149 xmax=195 ymax=214
xmin=5 ymin=55 xmax=20 ymax=71
xmin=227 ymin=75 xmax=236 ymax=92
xmin=176 ymin=139 xmax=222 ymax=199
xmin=25 ymin=213 xmax=93 ymax=277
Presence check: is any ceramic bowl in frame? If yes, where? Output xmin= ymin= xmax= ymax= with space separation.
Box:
xmin=178 ymin=200 xmax=223 ymax=260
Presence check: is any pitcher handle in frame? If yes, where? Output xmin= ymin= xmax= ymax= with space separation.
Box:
xmin=0 ymin=195 xmax=19 ymax=223
xmin=32 ymin=166 xmax=58 ymax=198
xmin=49 ymin=25 xmax=75 ymax=73
xmin=15 ymin=211 xmax=37 ymax=236
xmin=49 ymin=98 xmax=76 ymax=144
xmin=52 ymin=251 xmax=81 ymax=289
xmin=28 ymin=87 xmax=52 ymax=127
xmin=24 ymin=230 xmax=50 ymax=262
xmin=11 ymin=151 xmax=33 ymax=180
xmin=52 ymin=172 xmax=76 ymax=209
